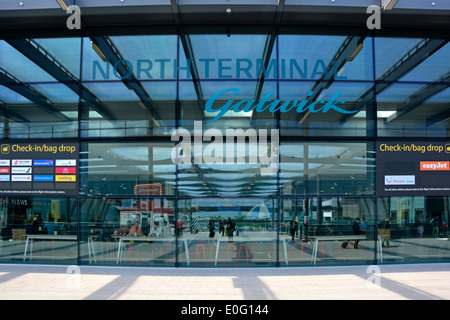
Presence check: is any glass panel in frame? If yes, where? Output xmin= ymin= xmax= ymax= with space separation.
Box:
xmin=174 ymin=120 xmax=279 ymax=198
xmin=377 ymin=196 xmax=450 ymax=264
xmin=279 ymin=81 xmax=374 ymax=137
xmin=280 ymin=142 xmax=375 ymax=196
xmin=177 ymin=198 xmax=277 ymax=267
xmin=0 ymin=40 xmax=58 ymax=82
xmin=374 ymin=37 xmax=423 ymax=80
xmin=109 ymin=35 xmax=178 ymax=80
xmin=0 ymin=83 xmax=78 ymax=139
xmin=399 ymin=42 xmax=450 ymax=82
xmin=182 ymin=34 xmax=272 ymax=80
xmin=80 ymin=197 xmax=175 ymax=266
xmin=33 ymin=38 xmax=82 ymax=80
xmin=279 ymin=35 xmax=373 ymax=81
xmin=82 ymin=36 xmax=178 ymax=81
xmin=377 ymin=83 xmax=450 ymax=137
xmin=179 ymin=80 xmax=277 ymax=131
xmin=80 ymin=142 xmax=175 ymax=196
xmin=0 ymin=197 xmax=78 ymax=265
xmin=280 ymin=197 xmax=376 ymax=266
xmin=80 ymin=81 xmax=176 ymax=137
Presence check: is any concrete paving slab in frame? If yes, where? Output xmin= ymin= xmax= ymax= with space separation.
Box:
xmin=0 ymin=263 xmax=449 ymax=300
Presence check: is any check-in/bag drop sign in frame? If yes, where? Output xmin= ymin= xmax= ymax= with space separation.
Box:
xmin=376 ymin=141 xmax=450 ymax=196
xmin=0 ymin=141 xmax=79 ymax=196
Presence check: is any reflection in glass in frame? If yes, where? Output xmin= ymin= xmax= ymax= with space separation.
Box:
xmin=0 ymin=197 xmax=78 ymax=265
xmin=280 ymin=142 xmax=374 ymax=196
xmin=377 ymin=196 xmax=450 ymax=264
xmin=377 ymin=83 xmax=450 ymax=137
xmin=178 ymin=198 xmax=277 ymax=267
xmin=80 ymin=197 xmax=176 ymax=266
xmin=80 ymin=142 xmax=175 ymax=196
xmin=0 ymin=83 xmax=78 ymax=139
xmin=280 ymin=197 xmax=375 ymax=266
xmin=279 ymin=81 xmax=373 ymax=137
xmin=80 ymin=81 xmax=176 ymax=137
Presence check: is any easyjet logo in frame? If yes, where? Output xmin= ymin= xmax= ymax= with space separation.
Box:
xmin=420 ymin=161 xmax=449 ymax=171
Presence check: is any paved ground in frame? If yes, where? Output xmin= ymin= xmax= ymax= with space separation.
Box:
xmin=0 ymin=263 xmax=449 ymax=300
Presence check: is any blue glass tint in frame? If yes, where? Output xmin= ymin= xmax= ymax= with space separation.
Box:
xmin=374 ymin=37 xmax=423 ymax=80
xmin=0 ymin=83 xmax=78 ymax=139
xmin=399 ymin=42 xmax=450 ymax=82
xmin=33 ymin=38 xmax=82 ymax=80
xmin=80 ymin=82 xmax=176 ymax=137
xmin=278 ymin=35 xmax=373 ymax=81
xmin=181 ymin=34 xmax=272 ymax=80
xmin=0 ymin=40 xmax=59 ymax=82
xmin=377 ymin=83 xmax=449 ymax=137
xmin=179 ymin=80 xmax=277 ymax=131
xmin=80 ymin=142 xmax=176 ymax=196
xmin=82 ymin=36 xmax=178 ymax=81
xmin=279 ymin=142 xmax=375 ymax=196
xmin=279 ymin=81 xmax=373 ymax=137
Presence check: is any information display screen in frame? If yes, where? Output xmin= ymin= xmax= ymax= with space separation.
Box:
xmin=376 ymin=141 xmax=450 ymax=196
xmin=0 ymin=141 xmax=79 ymax=196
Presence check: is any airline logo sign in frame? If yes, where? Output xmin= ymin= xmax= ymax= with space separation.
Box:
xmin=0 ymin=167 xmax=10 ymax=174
xmin=12 ymin=159 xmax=32 ymax=166
xmin=55 ymin=167 xmax=76 ymax=174
xmin=384 ymin=175 xmax=415 ymax=186
xmin=33 ymin=160 xmax=54 ymax=166
xmin=33 ymin=175 xmax=54 ymax=182
xmin=11 ymin=167 xmax=32 ymax=174
xmin=55 ymin=159 xmax=76 ymax=166
xmin=11 ymin=175 xmax=32 ymax=182
xmin=55 ymin=175 xmax=76 ymax=182
xmin=420 ymin=161 xmax=449 ymax=171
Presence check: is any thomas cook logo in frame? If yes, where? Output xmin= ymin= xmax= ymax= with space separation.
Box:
xmin=1 ymin=145 xmax=10 ymax=154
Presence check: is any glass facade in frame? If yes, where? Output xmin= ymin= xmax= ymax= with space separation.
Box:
xmin=0 ymin=28 xmax=448 ymax=267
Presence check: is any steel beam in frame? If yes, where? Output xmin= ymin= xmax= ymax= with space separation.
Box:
xmin=0 ymin=68 xmax=71 ymax=122
xmin=6 ymin=38 xmax=115 ymax=121
xmin=90 ymin=35 xmax=162 ymax=122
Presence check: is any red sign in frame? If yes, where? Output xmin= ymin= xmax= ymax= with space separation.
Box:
xmin=55 ymin=167 xmax=77 ymax=174
xmin=134 ymin=183 xmax=164 ymax=195
xmin=0 ymin=167 xmax=10 ymax=174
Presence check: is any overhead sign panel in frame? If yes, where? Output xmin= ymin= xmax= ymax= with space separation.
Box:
xmin=0 ymin=141 xmax=79 ymax=196
xmin=376 ymin=141 xmax=450 ymax=196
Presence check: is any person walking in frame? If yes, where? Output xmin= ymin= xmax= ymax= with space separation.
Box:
xmin=226 ymin=217 xmax=235 ymax=242
xmin=290 ymin=217 xmax=298 ymax=242
xmin=208 ymin=218 xmax=216 ymax=239
xmin=352 ymin=217 xmax=362 ymax=249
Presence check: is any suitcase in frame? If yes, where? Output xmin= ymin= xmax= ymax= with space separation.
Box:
xmin=341 ymin=241 xmax=348 ymax=249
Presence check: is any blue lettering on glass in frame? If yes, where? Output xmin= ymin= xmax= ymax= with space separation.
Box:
xmin=205 ymin=88 xmax=357 ymax=122
xmin=92 ymin=58 xmax=347 ymax=80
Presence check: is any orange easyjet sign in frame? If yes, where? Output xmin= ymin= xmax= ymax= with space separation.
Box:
xmin=420 ymin=161 xmax=449 ymax=171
